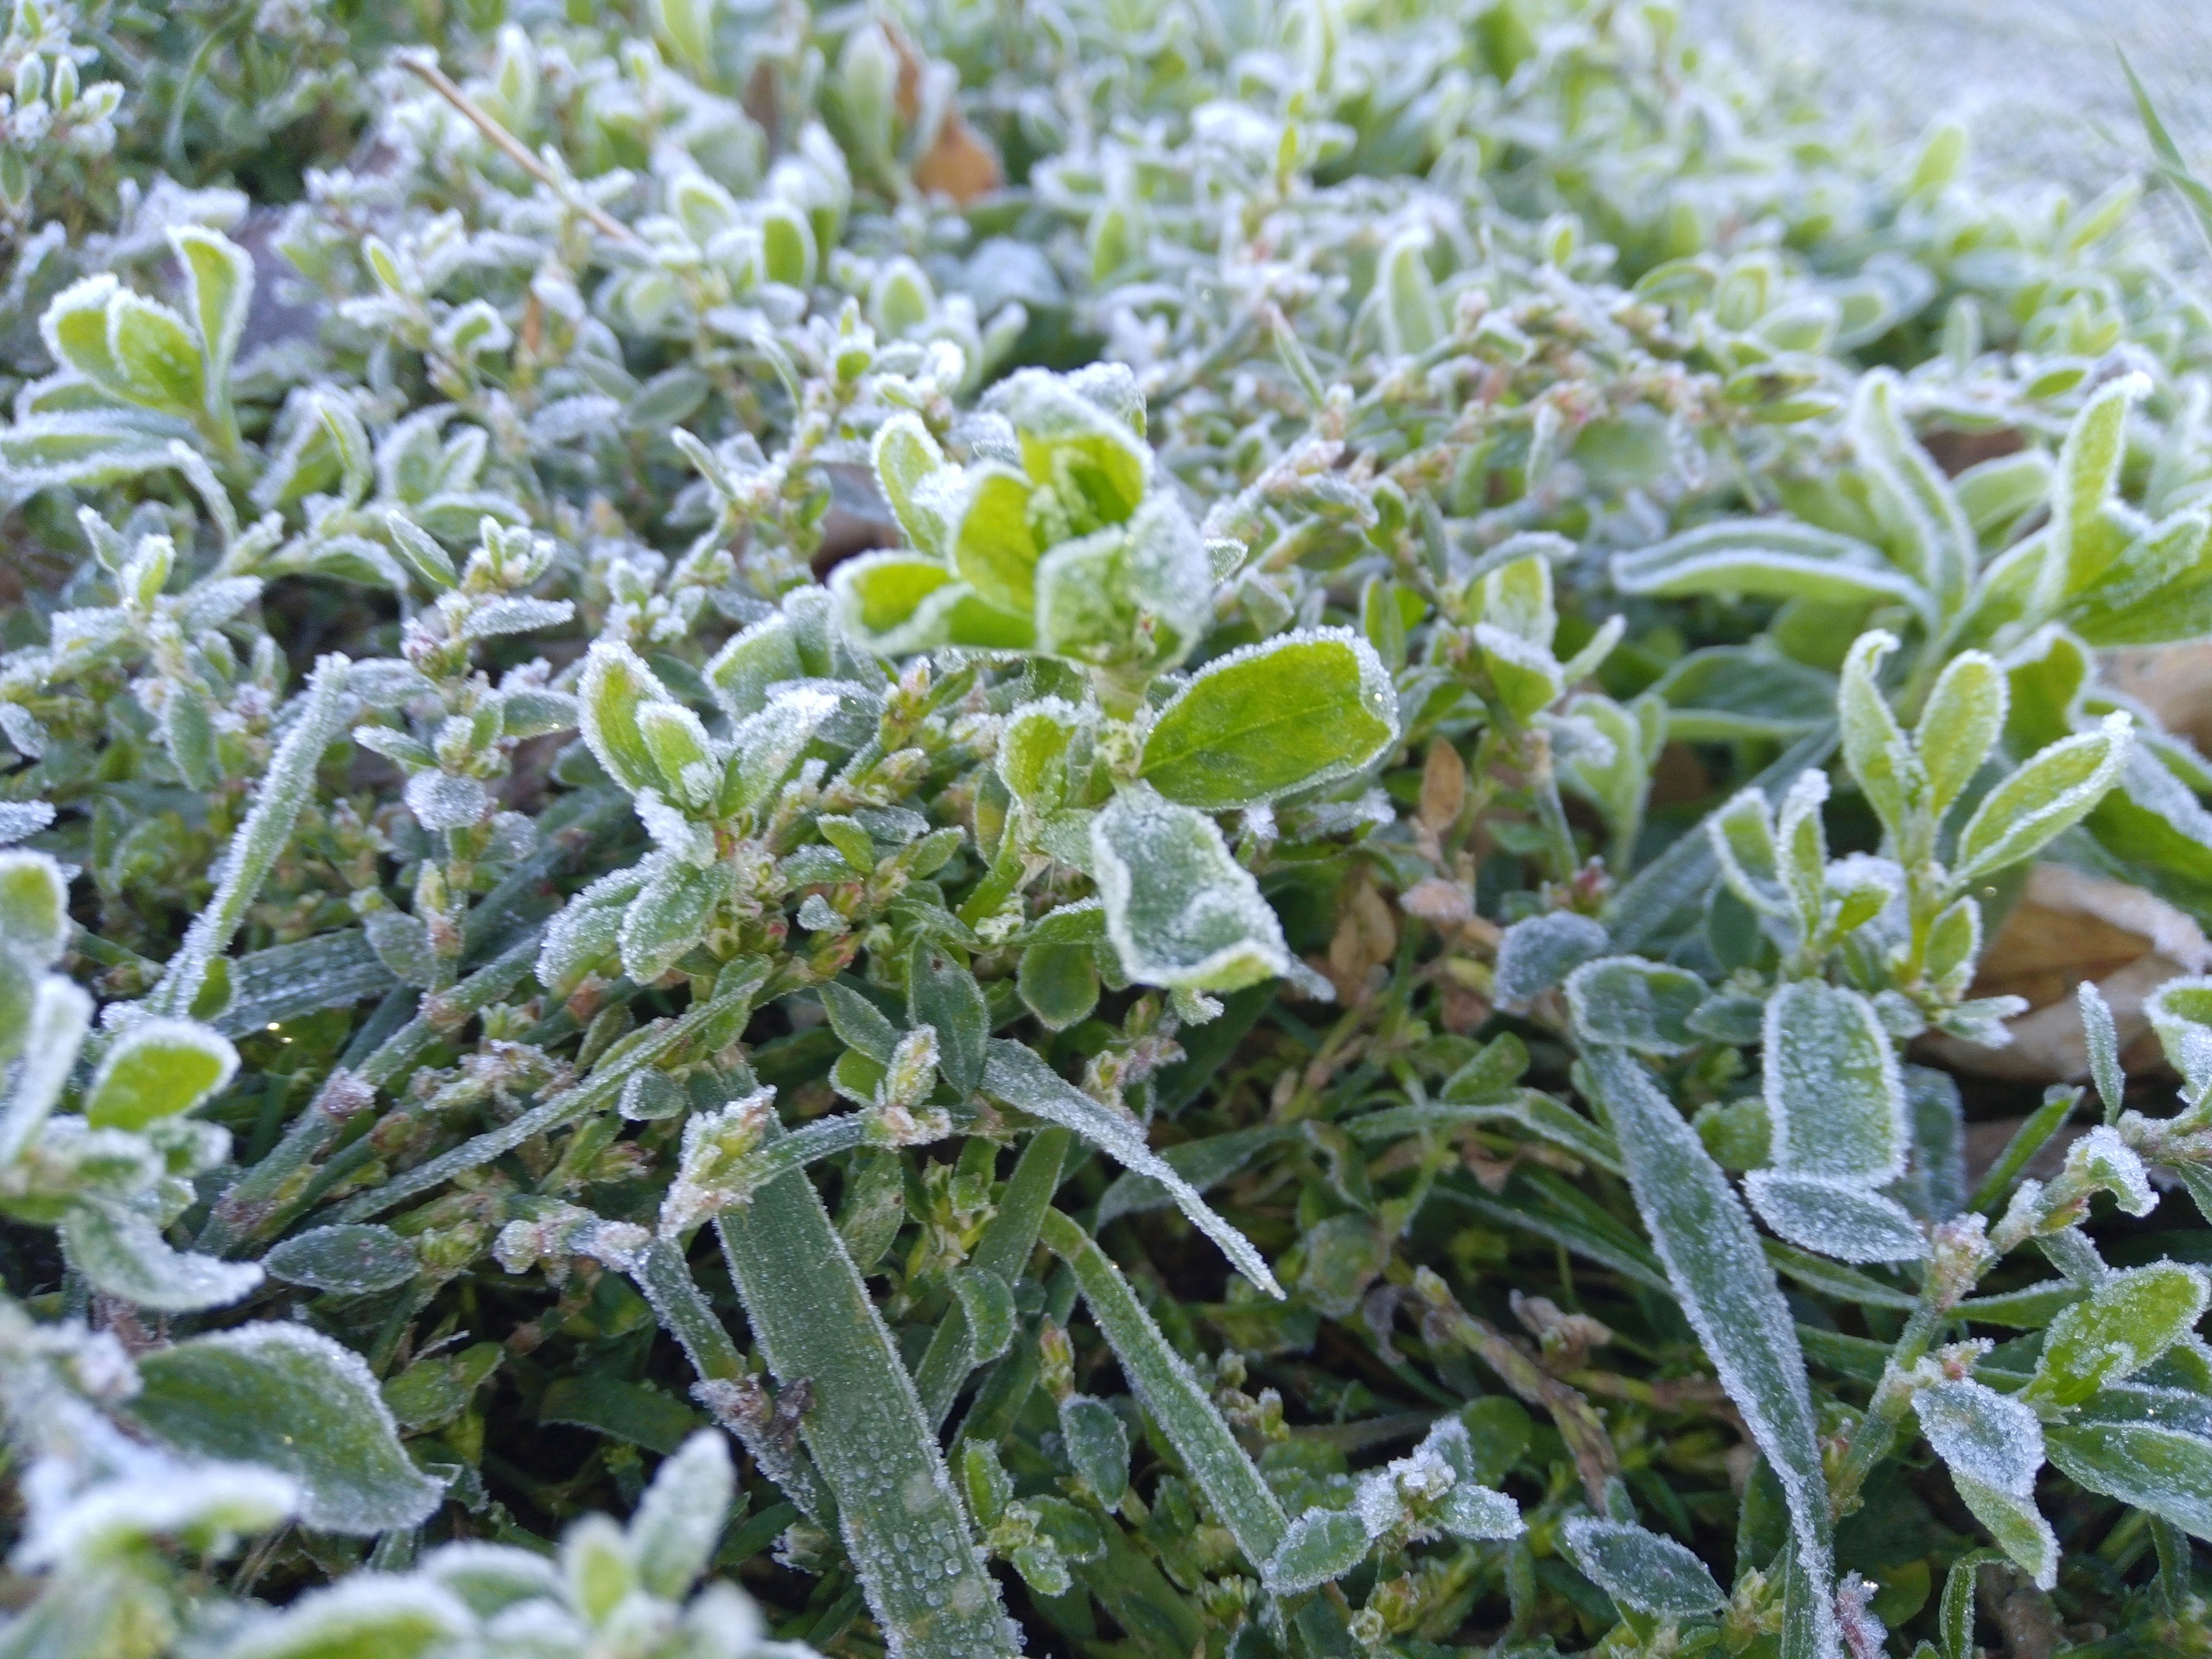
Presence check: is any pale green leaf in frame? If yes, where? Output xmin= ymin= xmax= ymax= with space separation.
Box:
xmin=1140 ymin=628 xmax=1398 ymax=809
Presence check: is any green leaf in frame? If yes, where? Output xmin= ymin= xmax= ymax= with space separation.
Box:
xmin=953 ymin=464 xmax=1044 ymax=616
xmin=1582 ymin=1045 xmax=1839 ymax=1658
xmin=2045 ymin=1420 xmax=2212 ymax=1541
xmin=264 ymin=1224 xmax=421 ymax=1294
xmin=1951 ymin=713 xmax=2132 ymax=883
xmin=1060 ymin=1394 xmax=1131 ymax=1509
xmin=127 ymin=1323 xmax=445 ymax=1532
xmin=1090 ymin=785 xmax=1289 ymax=994
xmin=873 ymin=411 xmax=952 ymax=556
xmin=913 ymin=1128 xmax=1068 ymax=1427
xmin=1654 ymin=647 xmax=1836 ymax=743
xmin=2027 ymin=1262 xmax=2210 ymax=1408
xmin=577 ymin=641 xmax=675 ymax=797
xmin=1851 ymin=372 xmax=1974 ymax=618
xmin=1560 ymin=1516 xmax=1726 ymax=1616
xmin=2034 ymin=372 xmax=2149 ymax=619
xmin=1003 ymin=369 xmax=1151 ymax=528
xmin=1379 ymin=228 xmax=1446 ymax=355
xmin=108 ymin=291 xmax=205 ymax=415
xmin=1018 ymin=941 xmax=1099 ymax=1031
xmin=984 ymin=1040 xmax=1280 ymax=1296
xmin=619 ymin=861 xmax=726 ymax=983
xmin=1611 ymin=519 xmax=1933 ymax=621
xmin=1140 ymin=628 xmax=1398 ymax=809
xmin=148 ymin=655 xmax=352 ymax=1020
xmin=84 ymin=1015 xmax=238 ymax=1129
xmin=1035 ymin=497 xmax=1211 ymax=674
xmin=1838 ymin=631 xmax=1921 ymax=850
xmin=705 ymin=613 xmax=803 ymax=721
xmin=2064 ymin=511 xmax=2212 ymax=646
xmin=0 ymin=848 xmax=71 ymax=964
xmin=1914 ymin=652 xmax=2006 ymax=820
xmin=718 ymin=1122 xmax=1016 ymax=1659
xmin=210 ymin=1577 xmax=473 ymax=1659
xmin=909 ymin=937 xmax=988 ymax=1096
xmin=1040 ymin=1208 xmax=1288 ymax=1568
xmin=1949 ymin=1473 xmax=2059 ymax=1590
xmin=538 ymin=1373 xmax=702 ymax=1453
xmin=832 ymin=554 xmax=957 ymax=655
xmin=385 ymin=511 xmax=458 ymax=592
xmin=170 ymin=226 xmax=253 ymax=397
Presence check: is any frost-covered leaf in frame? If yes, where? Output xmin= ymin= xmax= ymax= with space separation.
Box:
xmin=84 ymin=1017 xmax=238 ymax=1130
xmin=0 ymin=848 xmax=70 ymax=963
xmin=1914 ymin=652 xmax=2006 ymax=819
xmin=126 ymin=1323 xmax=446 ymax=1533
xmin=1263 ymin=1506 xmax=1370 ymax=1594
xmin=1950 ymin=1473 xmax=2059 ymax=1591
xmin=1560 ymin=1516 xmax=1727 ymax=1616
xmin=1915 ymin=1378 xmax=2044 ymax=1497
xmin=628 ymin=1429 xmax=733 ymax=1599
xmin=1059 ymin=1395 xmax=1130 ymax=1510
xmin=1493 ymin=912 xmax=1609 ymax=1008
xmin=2045 ymin=1420 xmax=2212 ymax=1541
xmin=264 ymin=1224 xmax=421 ymax=1294
xmin=1138 ymin=628 xmax=1397 ymax=809
xmin=61 ymin=1200 xmax=266 ymax=1312
xmin=2027 ymin=1262 xmax=2210 ymax=1408
xmin=1090 ymin=785 xmax=1289 ymax=994
xmin=213 ymin=1574 xmax=475 ymax=1659
xmin=1762 ymin=982 xmax=1905 ymax=1184
xmin=1951 ymin=714 xmax=2133 ymax=884
xmin=984 ymin=1040 xmax=1279 ymax=1296
xmin=1582 ymin=1045 xmax=1840 ymax=1657
xmin=1041 ymin=1211 xmax=1287 ymax=1571
xmin=1564 ymin=956 xmax=1704 ymax=1056
xmin=1743 ymin=1173 xmax=1928 ymax=1263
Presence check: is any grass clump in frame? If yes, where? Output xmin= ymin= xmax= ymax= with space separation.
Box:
xmin=3 ymin=3 xmax=2212 ymax=1656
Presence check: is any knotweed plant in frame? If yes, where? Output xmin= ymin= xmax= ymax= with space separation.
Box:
xmin=3 ymin=3 xmax=2212 ymax=1658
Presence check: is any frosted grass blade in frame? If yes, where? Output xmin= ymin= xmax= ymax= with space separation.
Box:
xmin=718 ymin=1125 xmax=1015 ymax=1659
xmin=1040 ymin=1208 xmax=1287 ymax=1568
xmin=1583 ymin=1044 xmax=1840 ymax=1659
xmin=147 ymin=653 xmax=352 ymax=1020
xmin=984 ymin=1039 xmax=1281 ymax=1296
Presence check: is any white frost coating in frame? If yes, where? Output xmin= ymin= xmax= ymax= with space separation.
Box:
xmin=1089 ymin=785 xmax=1290 ymax=994
xmin=0 ymin=799 xmax=54 ymax=843
xmin=1914 ymin=1377 xmax=2044 ymax=1497
xmin=1708 ymin=786 xmax=1788 ymax=917
xmin=1744 ymin=1172 xmax=1930 ymax=1264
xmin=1493 ymin=912 xmax=1609 ymax=1009
xmin=1560 ymin=1516 xmax=1726 ymax=1616
xmin=1763 ymin=981 xmax=1906 ymax=1184
xmin=982 ymin=1040 xmax=1281 ymax=1298
xmin=1583 ymin=1045 xmax=1841 ymax=1659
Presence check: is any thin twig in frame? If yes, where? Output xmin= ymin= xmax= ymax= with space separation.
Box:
xmin=395 ymin=51 xmax=642 ymax=247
